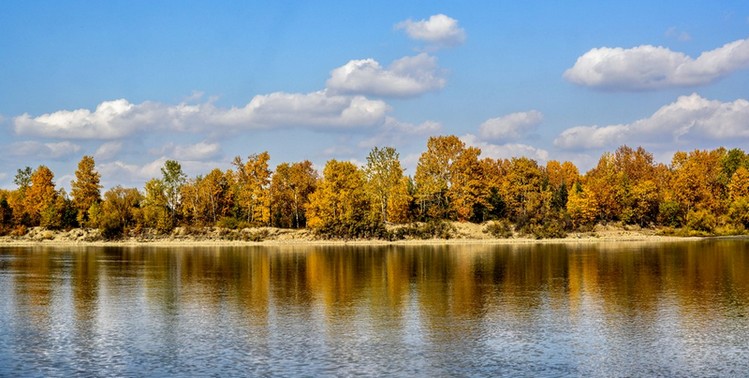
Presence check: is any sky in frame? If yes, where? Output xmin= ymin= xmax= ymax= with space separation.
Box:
xmin=2 ymin=1 xmax=749 ymax=190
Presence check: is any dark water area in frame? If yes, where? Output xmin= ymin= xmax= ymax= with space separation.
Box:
xmin=1 ymin=240 xmax=748 ymax=376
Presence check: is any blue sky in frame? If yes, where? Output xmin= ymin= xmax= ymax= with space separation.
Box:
xmin=2 ymin=1 xmax=749 ymax=190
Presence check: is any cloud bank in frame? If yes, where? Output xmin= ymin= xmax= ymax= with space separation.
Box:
xmin=14 ymin=92 xmax=390 ymax=139
xmin=554 ymin=93 xmax=749 ymax=149
xmin=564 ymin=36 xmax=749 ymax=90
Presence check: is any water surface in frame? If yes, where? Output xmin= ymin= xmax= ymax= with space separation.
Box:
xmin=1 ymin=240 xmax=748 ymax=376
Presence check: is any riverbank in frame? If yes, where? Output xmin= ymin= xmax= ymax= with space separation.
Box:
xmin=0 ymin=222 xmax=706 ymax=247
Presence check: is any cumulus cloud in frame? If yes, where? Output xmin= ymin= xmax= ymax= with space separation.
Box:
xmin=396 ymin=14 xmax=466 ymax=48
xmin=13 ymin=99 xmax=201 ymax=139
xmin=461 ymin=134 xmax=549 ymax=162
xmin=554 ymin=93 xmax=749 ymax=150
xmin=327 ymin=53 xmax=446 ymax=97
xmin=8 ymin=141 xmax=81 ymax=159
xmin=14 ymin=92 xmax=390 ymax=139
xmin=212 ymin=91 xmax=389 ymax=129
xmin=478 ymin=110 xmax=543 ymax=142
xmin=564 ymin=36 xmax=749 ymax=90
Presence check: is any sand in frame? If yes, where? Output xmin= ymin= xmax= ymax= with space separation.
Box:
xmin=0 ymin=222 xmax=704 ymax=247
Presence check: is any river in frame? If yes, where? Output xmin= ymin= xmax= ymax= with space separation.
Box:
xmin=1 ymin=240 xmax=748 ymax=376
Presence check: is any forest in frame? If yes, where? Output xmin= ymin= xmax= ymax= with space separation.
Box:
xmin=1 ymin=135 xmax=749 ymax=240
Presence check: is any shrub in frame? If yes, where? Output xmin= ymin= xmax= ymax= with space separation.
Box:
xmin=314 ymin=219 xmax=387 ymax=240
xmin=484 ymin=220 xmax=513 ymax=238
xmin=686 ymin=209 xmax=716 ymax=234
xmin=658 ymin=201 xmax=684 ymax=228
xmin=391 ymin=220 xmax=456 ymax=240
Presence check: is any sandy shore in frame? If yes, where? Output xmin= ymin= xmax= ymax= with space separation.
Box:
xmin=0 ymin=223 xmax=707 ymax=248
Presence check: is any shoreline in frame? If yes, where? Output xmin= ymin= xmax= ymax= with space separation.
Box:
xmin=0 ymin=229 xmax=710 ymax=248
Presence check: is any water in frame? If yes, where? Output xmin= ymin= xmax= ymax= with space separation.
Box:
xmin=1 ymin=240 xmax=748 ymax=376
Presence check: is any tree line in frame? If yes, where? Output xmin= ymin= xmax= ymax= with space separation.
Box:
xmin=1 ymin=135 xmax=749 ymax=239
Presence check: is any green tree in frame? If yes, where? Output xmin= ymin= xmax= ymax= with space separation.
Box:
xmin=161 ymin=160 xmax=187 ymax=224
xmin=98 ymin=186 xmax=143 ymax=238
xmin=141 ymin=178 xmax=171 ymax=232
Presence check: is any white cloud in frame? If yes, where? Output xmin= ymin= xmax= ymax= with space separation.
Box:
xmin=327 ymin=53 xmax=446 ymax=97
xmin=156 ymin=141 xmax=221 ymax=161
xmin=554 ymin=93 xmax=749 ymax=150
xmin=8 ymin=141 xmax=81 ymax=159
xmin=203 ymin=91 xmax=389 ymax=129
xmin=461 ymin=134 xmax=549 ymax=162
xmin=14 ymin=92 xmax=390 ymax=139
xmin=13 ymin=99 xmax=200 ymax=139
xmin=396 ymin=14 xmax=466 ymax=48
xmin=94 ymin=142 xmax=123 ymax=161
xmin=478 ymin=110 xmax=543 ymax=142
xmin=564 ymin=36 xmax=749 ymax=90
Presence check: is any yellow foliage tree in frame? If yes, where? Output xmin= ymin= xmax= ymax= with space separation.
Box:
xmin=567 ymin=183 xmax=598 ymax=228
xmin=232 ymin=152 xmax=271 ymax=225
xmin=414 ymin=135 xmax=465 ymax=219
xmin=270 ymin=160 xmax=317 ymax=228
xmin=306 ymin=160 xmax=369 ymax=233
xmin=449 ymin=146 xmax=489 ymax=221
xmin=363 ymin=146 xmax=410 ymax=223
xmin=24 ymin=166 xmax=57 ymax=226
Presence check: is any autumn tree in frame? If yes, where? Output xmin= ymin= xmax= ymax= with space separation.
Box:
xmin=449 ymin=146 xmax=489 ymax=221
xmin=23 ymin=166 xmax=58 ymax=227
xmin=567 ymin=182 xmax=598 ymax=228
xmin=98 ymin=186 xmax=143 ymax=238
xmin=414 ymin=136 xmax=464 ymax=220
xmin=6 ymin=167 xmax=33 ymax=226
xmin=181 ymin=169 xmax=231 ymax=226
xmin=70 ymin=155 xmax=102 ymax=226
xmin=546 ymin=160 xmax=579 ymax=212
xmin=270 ymin=160 xmax=317 ymax=228
xmin=501 ymin=157 xmax=546 ymax=225
xmin=414 ymin=135 xmax=491 ymax=221
xmin=669 ymin=149 xmax=725 ymax=220
xmin=306 ymin=160 xmax=374 ymax=238
xmin=141 ymin=178 xmax=171 ymax=232
xmin=232 ymin=152 xmax=271 ymax=225
xmin=363 ymin=147 xmax=410 ymax=223
xmin=728 ymin=166 xmax=749 ymax=229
